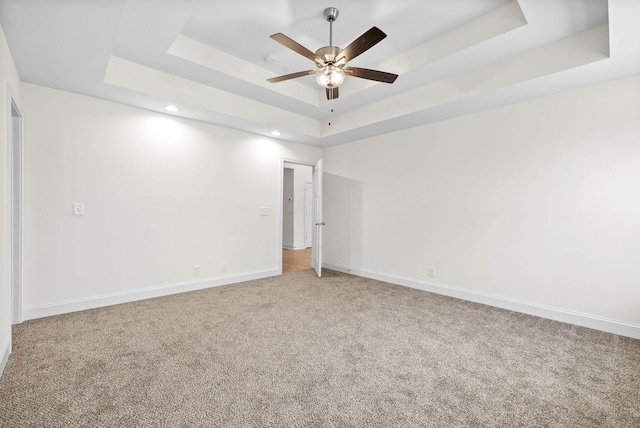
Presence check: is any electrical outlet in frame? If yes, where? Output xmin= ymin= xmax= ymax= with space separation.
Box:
xmin=193 ymin=265 xmax=200 ymax=276
xmin=221 ymin=262 xmax=229 ymax=273
xmin=428 ymin=266 xmax=436 ymax=277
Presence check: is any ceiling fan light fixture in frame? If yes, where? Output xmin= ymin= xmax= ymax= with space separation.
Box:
xmin=315 ymin=65 xmax=345 ymax=88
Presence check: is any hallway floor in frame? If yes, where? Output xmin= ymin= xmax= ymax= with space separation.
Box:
xmin=282 ymin=248 xmax=311 ymax=274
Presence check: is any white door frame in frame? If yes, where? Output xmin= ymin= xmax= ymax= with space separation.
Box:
xmin=279 ymin=158 xmax=318 ymax=274
xmin=304 ymin=180 xmax=312 ymax=248
xmin=282 ymin=167 xmax=295 ymax=250
xmin=311 ymin=159 xmax=323 ymax=277
xmin=7 ymin=86 xmax=23 ymax=324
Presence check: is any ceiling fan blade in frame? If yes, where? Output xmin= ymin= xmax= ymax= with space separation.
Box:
xmin=335 ymin=27 xmax=387 ymax=64
xmin=345 ymin=67 xmax=398 ymax=84
xmin=267 ymin=70 xmax=315 ymax=83
xmin=326 ymin=87 xmax=339 ymax=101
xmin=270 ymin=33 xmax=324 ymax=66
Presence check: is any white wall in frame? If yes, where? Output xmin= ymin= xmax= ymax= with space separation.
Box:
xmin=0 ymin=22 xmax=22 ymax=375
xmin=22 ymin=83 xmax=321 ymax=315
xmin=323 ymin=75 xmax=640 ymax=336
xmin=283 ymin=162 xmax=312 ymax=250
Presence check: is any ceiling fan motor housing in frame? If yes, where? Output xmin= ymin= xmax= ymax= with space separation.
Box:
xmin=315 ymin=46 xmax=342 ymax=65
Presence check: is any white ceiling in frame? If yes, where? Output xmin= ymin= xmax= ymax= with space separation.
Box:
xmin=1 ymin=0 xmax=639 ymax=147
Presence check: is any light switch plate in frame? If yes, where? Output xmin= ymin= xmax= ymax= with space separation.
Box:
xmin=259 ymin=207 xmax=270 ymax=216
xmin=73 ymin=203 xmax=84 ymax=216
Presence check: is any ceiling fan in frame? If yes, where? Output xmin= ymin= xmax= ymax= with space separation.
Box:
xmin=266 ymin=7 xmax=398 ymax=101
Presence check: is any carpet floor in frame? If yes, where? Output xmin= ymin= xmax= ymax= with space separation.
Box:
xmin=1 ymin=269 xmax=638 ymax=427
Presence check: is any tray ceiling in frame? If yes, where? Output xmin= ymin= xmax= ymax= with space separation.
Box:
xmin=1 ymin=0 xmax=639 ymax=147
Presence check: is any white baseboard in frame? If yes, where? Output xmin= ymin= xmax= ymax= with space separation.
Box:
xmin=283 ymin=245 xmax=308 ymax=250
xmin=23 ymin=268 xmax=280 ymax=321
xmin=324 ymin=263 xmax=640 ymax=340
xmin=0 ymin=339 xmax=10 ymax=378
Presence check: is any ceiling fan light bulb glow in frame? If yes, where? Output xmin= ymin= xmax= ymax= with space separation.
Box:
xmin=316 ymin=65 xmax=345 ymax=88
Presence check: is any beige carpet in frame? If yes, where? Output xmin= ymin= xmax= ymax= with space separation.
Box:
xmin=1 ymin=269 xmax=639 ymax=427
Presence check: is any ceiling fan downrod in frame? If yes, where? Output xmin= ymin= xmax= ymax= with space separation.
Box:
xmin=323 ymin=7 xmax=339 ymax=47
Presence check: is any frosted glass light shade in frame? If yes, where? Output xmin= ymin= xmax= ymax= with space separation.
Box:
xmin=315 ymin=65 xmax=345 ymax=88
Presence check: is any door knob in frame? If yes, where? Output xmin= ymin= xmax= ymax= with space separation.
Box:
xmin=315 ymin=222 xmax=326 ymax=226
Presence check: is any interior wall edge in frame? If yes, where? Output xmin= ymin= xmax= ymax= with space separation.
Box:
xmin=22 ymin=268 xmax=279 ymax=321
xmin=323 ymin=263 xmax=640 ymax=340
xmin=0 ymin=339 xmax=9 ymax=378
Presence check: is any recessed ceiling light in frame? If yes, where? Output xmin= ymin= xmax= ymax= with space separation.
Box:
xmin=271 ymin=131 xmax=281 ymax=136
xmin=264 ymin=54 xmax=277 ymax=63
xmin=165 ymin=105 xmax=179 ymax=112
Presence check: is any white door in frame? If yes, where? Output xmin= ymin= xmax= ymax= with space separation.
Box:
xmin=312 ymin=159 xmax=323 ymax=277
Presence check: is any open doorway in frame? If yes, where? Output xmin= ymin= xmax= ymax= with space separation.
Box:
xmin=282 ymin=162 xmax=313 ymax=274
xmin=9 ymin=93 xmax=23 ymax=324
